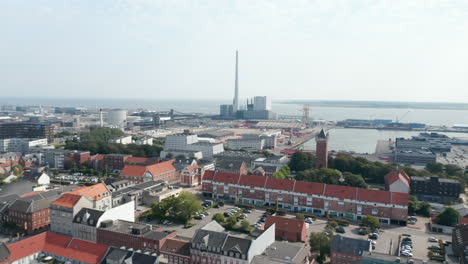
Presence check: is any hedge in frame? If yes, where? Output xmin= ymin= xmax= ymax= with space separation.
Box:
xmin=235 ymin=203 xmax=255 ymax=209
xmin=327 ymin=218 xmax=350 ymax=226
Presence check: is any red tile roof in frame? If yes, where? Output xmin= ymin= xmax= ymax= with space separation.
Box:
xmin=294 ymin=181 xmax=325 ymax=196
xmin=265 ymin=177 xmax=295 ymax=191
xmin=357 ymin=189 xmax=391 ymax=204
xmin=50 ymin=193 xmax=82 ymax=208
xmin=7 ymin=232 xmax=109 ymax=264
xmin=324 ymin=184 xmax=357 ymax=200
xmin=126 ymin=157 xmax=149 ymax=164
xmin=161 ymin=238 xmax=191 ymax=256
xmin=69 ymin=183 xmax=110 ymax=200
xmin=20 ymin=191 xmax=45 ymax=198
xmin=213 ymin=171 xmax=241 ymax=185
xmin=120 ymin=160 xmax=176 ymax=177
xmin=384 ymin=170 xmax=410 ymax=186
xmin=390 ymin=192 xmax=410 ymax=206
xmin=239 ymin=174 xmax=267 ymax=188
xmin=459 ymin=217 xmax=468 ymax=225
xmin=203 ymin=170 xmax=215 ymax=181
xmin=264 ymin=215 xmax=306 ymax=234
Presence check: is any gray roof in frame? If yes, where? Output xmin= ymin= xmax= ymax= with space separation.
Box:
xmin=317 ymin=129 xmax=326 ymax=139
xmin=100 ymin=247 xmax=158 ymax=264
xmin=252 ymin=242 xmax=309 ymax=264
xmin=331 ymin=235 xmax=370 ymax=256
xmin=222 ymin=236 xmax=251 ymax=256
xmin=73 ymin=208 xmax=105 ymax=226
xmin=0 ymin=242 xmax=10 ymax=261
xmin=215 ymin=160 xmax=245 ymax=171
xmin=111 ymin=180 xmax=165 ymax=198
xmin=252 ymin=165 xmax=278 ymax=173
xmin=7 ymin=185 xmax=78 ymax=213
xmin=143 ymin=231 xmax=173 ymax=240
xmin=191 ymin=229 xmax=228 ymax=252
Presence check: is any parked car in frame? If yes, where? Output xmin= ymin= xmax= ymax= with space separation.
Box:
xmin=428 ymin=237 xmax=439 ymax=242
xmin=368 ymin=234 xmax=378 ymax=240
xmin=428 ymin=245 xmax=441 ymax=250
xmin=305 ymin=218 xmax=314 ymax=224
xmin=336 ymin=227 xmax=345 ymax=233
xmin=194 ymin=215 xmax=204 ymax=220
xmin=358 ymin=228 xmax=368 ymax=235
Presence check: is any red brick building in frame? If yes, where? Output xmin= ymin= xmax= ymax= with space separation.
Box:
xmin=103 ymin=154 xmax=131 ymax=171
xmin=120 ymin=160 xmax=179 ymax=184
xmin=179 ymin=164 xmax=201 ymax=187
xmin=97 ymin=220 xmax=176 ymax=253
xmin=264 ymin=215 xmax=307 ymax=242
xmin=202 ymin=171 xmax=409 ymax=225
xmin=160 ymin=238 xmax=191 ymax=264
xmin=64 ymin=151 xmax=90 ymax=169
xmin=315 ymin=129 xmax=328 ymax=169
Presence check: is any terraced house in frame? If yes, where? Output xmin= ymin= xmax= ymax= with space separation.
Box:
xmin=202 ymin=171 xmax=409 ymax=225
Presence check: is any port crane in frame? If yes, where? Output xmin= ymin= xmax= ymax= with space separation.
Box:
xmin=396 ymin=110 xmax=411 ymax=123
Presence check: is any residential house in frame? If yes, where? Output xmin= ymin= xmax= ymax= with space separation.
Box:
xmin=264 ymin=216 xmax=307 ymax=242
xmin=384 ymin=170 xmax=410 ymax=193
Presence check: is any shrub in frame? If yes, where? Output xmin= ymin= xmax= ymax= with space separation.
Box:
xmin=295 ymin=213 xmax=305 ymax=220
xmin=277 ymin=209 xmax=287 ymax=216
xmin=235 ymin=203 xmax=255 ymax=209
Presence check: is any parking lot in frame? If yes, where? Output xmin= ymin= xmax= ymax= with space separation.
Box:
xmin=149 ymin=203 xmax=266 ymax=238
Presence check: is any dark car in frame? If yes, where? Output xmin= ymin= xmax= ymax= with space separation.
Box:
xmin=224 ymin=212 xmax=230 ymax=217
xmin=336 ymin=227 xmax=345 ymax=233
xmin=368 ymin=234 xmax=378 ymax=240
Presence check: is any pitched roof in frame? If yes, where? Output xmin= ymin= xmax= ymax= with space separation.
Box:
xmin=20 ymin=191 xmax=45 ymax=198
xmin=69 ymin=183 xmax=110 ymax=200
xmin=7 ymin=232 xmax=109 ymax=264
xmin=0 ymin=242 xmax=10 ymax=261
xmin=294 ymin=181 xmax=325 ymax=196
xmin=213 ymin=171 xmax=241 ymax=185
xmin=239 ymin=174 xmax=267 ymax=188
xmin=191 ymin=229 xmax=228 ymax=251
xmin=390 ymin=192 xmax=410 ymax=206
xmin=317 ymin=129 xmax=327 ymax=139
xmin=265 ymin=215 xmax=306 ymax=234
xmin=222 ymin=236 xmax=252 ymax=255
xmin=324 ymin=184 xmax=357 ymax=200
xmin=331 ymin=235 xmax=370 ymax=256
xmin=73 ymin=208 xmax=105 ymax=226
xmin=161 ymin=238 xmax=191 ymax=256
xmin=50 ymin=193 xmax=82 ymax=208
xmin=384 ymin=170 xmax=410 ymax=186
xmin=203 ymin=170 xmax=216 ymax=181
xmin=125 ymin=157 xmax=150 ymax=164
xmin=120 ymin=160 xmax=176 ymax=177
xmin=357 ymin=189 xmax=391 ymax=204
xmin=265 ymin=177 xmax=295 ymax=191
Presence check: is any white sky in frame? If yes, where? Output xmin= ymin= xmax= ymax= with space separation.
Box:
xmin=1 ymin=0 xmax=468 ymax=102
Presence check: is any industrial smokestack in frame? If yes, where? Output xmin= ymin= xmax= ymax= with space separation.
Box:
xmin=99 ymin=109 xmax=103 ymax=127
xmin=233 ymin=50 xmax=239 ymax=112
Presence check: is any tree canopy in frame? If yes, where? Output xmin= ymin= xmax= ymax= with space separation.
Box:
xmin=150 ymin=191 xmax=202 ymax=224
xmin=309 ymin=232 xmax=331 ymax=264
xmin=295 ymin=168 xmax=367 ymax=188
xmin=272 ymin=166 xmax=291 ymax=179
xmin=361 ymin=215 xmax=381 ymax=229
xmin=435 ymin=207 xmax=460 ymax=227
xmin=289 ymin=151 xmax=315 ymax=172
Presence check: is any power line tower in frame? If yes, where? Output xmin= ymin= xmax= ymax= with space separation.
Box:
xmin=300 ymin=104 xmax=311 ymax=123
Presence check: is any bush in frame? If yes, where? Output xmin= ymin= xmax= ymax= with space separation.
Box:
xmin=235 ymin=203 xmax=255 ymax=209
xmin=277 ymin=209 xmax=287 ymax=216
xmin=303 ymin=213 xmax=317 ymax=220
xmin=266 ymin=207 xmax=277 ymax=213
xmin=218 ymin=201 xmax=224 ymax=206
xmin=295 ymin=213 xmax=305 ymax=220
xmin=328 ymin=218 xmax=350 ymax=226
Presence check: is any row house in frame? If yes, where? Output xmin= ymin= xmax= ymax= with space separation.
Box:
xmin=202 ymin=171 xmax=409 ymax=225
xmin=120 ymin=160 xmax=179 ymax=184
xmin=160 ymin=238 xmax=191 ymax=264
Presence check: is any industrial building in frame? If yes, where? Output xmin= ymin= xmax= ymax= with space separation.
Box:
xmin=161 ymin=131 xmax=224 ymax=160
xmin=108 ymin=109 xmax=127 ymax=128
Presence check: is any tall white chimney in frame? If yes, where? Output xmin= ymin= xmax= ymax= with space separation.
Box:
xmin=232 ymin=50 xmax=239 ymax=112
xmin=99 ymin=109 xmax=103 ymax=127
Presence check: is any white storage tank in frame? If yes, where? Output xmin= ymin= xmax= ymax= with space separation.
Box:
xmin=108 ymin=109 xmax=127 ymax=128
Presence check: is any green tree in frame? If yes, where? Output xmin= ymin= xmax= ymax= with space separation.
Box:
xmin=309 ymin=232 xmax=331 ymax=264
xmin=175 ymin=154 xmax=186 ymax=159
xmin=328 ymin=221 xmax=338 ymax=229
xmin=240 ymin=220 xmax=250 ymax=231
xmin=444 ymin=164 xmax=464 ymax=177
xmin=225 ymin=216 xmax=237 ymax=228
xmin=295 ymin=213 xmax=305 ymax=220
xmin=425 ymin=162 xmax=444 ymax=174
xmin=177 ymin=192 xmax=203 ymax=225
xmin=343 ymin=172 xmax=367 ymax=188
xmin=435 ymin=207 xmax=460 ymax=227
xmin=212 ymin=213 xmax=225 ymax=224
xmin=417 ymin=202 xmax=431 ymax=217
xmin=166 ymin=153 xmax=174 ymax=159
xmin=272 ymin=165 xmax=291 ymax=179
xmin=289 ymin=151 xmax=315 ymax=172
xmin=361 ymin=215 xmax=381 ymax=229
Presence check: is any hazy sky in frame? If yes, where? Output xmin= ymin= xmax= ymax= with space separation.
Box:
xmin=1 ymin=0 xmax=468 ymax=102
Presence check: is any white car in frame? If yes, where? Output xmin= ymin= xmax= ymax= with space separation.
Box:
xmin=428 ymin=237 xmax=438 ymax=242
xmin=305 ymin=218 xmax=314 ymax=224
xmin=401 ymin=252 xmax=413 ymax=257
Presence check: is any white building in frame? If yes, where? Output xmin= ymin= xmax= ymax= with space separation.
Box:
xmin=227 ymin=138 xmax=265 ymax=151
xmin=37 ymin=172 xmax=50 ymax=186
xmin=0 ymin=138 xmax=48 ymax=154
xmin=253 ymin=96 xmax=272 ymax=111
xmin=162 ymin=133 xmax=224 ymax=159
xmin=135 ymin=137 xmax=153 ymax=145
xmin=109 ymin=135 xmax=133 ymax=145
